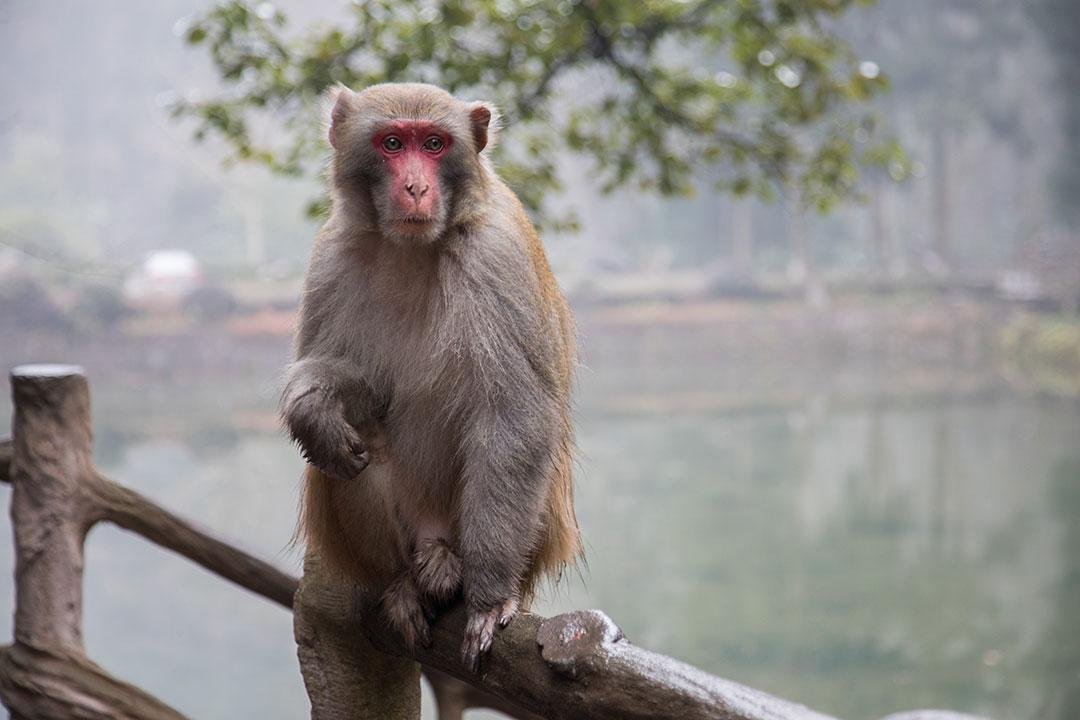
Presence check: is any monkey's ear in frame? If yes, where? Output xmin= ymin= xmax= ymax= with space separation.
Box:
xmin=468 ymin=102 xmax=499 ymax=153
xmin=327 ymin=85 xmax=357 ymax=150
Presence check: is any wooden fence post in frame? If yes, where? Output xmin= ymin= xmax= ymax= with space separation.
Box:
xmin=9 ymin=365 xmax=92 ymax=652
xmin=0 ymin=364 xmax=185 ymax=720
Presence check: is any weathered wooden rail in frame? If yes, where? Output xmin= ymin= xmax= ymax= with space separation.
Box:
xmin=0 ymin=365 xmax=989 ymax=720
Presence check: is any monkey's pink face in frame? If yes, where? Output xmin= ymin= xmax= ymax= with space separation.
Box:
xmin=373 ymin=120 xmax=452 ymax=238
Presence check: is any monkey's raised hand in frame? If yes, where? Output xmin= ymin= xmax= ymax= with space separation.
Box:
xmin=284 ymin=388 xmax=370 ymax=481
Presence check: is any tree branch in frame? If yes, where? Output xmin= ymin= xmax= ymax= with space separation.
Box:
xmin=0 ymin=643 xmax=186 ymax=720
xmin=0 ymin=435 xmax=296 ymax=610
xmin=86 ymin=474 xmax=299 ymax=610
xmin=357 ymin=602 xmax=836 ymax=720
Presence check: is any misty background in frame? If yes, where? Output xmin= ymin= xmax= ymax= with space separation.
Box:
xmin=1 ymin=1 xmax=1079 ymax=720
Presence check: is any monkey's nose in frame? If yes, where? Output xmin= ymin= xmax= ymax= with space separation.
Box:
xmin=404 ymin=182 xmax=430 ymax=200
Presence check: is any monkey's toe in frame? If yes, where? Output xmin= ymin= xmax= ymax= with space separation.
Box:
xmin=381 ymin=573 xmax=432 ymax=651
xmin=497 ymin=597 xmax=519 ymax=628
xmin=461 ymin=595 xmax=520 ymax=670
xmin=461 ymin=606 xmax=500 ymax=673
xmin=413 ymin=538 xmax=463 ymax=604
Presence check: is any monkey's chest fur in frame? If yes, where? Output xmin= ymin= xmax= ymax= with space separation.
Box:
xmin=339 ymin=248 xmax=488 ymax=517
xmin=293 ymin=212 xmax=578 ymax=607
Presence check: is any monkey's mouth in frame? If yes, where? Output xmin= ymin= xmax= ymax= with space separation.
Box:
xmin=397 ymin=216 xmax=436 ymax=233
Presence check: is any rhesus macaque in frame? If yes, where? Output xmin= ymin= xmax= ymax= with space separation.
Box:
xmin=281 ymin=83 xmax=581 ymax=671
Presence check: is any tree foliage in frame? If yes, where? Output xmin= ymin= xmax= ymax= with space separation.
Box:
xmin=176 ymin=0 xmax=901 ymax=225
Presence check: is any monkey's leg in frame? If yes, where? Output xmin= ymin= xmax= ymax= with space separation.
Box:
xmin=412 ymin=537 xmax=463 ymax=604
xmin=380 ymin=571 xmax=433 ymax=651
xmin=456 ymin=412 xmax=558 ymax=671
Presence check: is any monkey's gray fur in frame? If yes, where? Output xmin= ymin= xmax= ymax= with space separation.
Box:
xmin=281 ymin=83 xmax=581 ymax=672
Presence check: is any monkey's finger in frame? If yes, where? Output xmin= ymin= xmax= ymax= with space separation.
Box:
xmin=340 ymin=423 xmax=370 ymax=471
xmin=346 ymin=434 xmax=368 ymax=456
xmin=347 ymin=449 xmax=370 ymax=476
xmin=323 ymin=454 xmax=367 ymax=482
xmin=331 ymin=446 xmax=369 ymax=480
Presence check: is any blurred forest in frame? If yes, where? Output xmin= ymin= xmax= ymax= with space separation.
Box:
xmin=0 ymin=0 xmax=1077 ymax=308
xmin=2 ymin=4 xmax=1080 ymax=720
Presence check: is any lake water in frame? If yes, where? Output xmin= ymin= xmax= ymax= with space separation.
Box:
xmin=0 ymin=312 xmax=1077 ymax=720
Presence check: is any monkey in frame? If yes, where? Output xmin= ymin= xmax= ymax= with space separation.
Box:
xmin=280 ymin=82 xmax=581 ymax=672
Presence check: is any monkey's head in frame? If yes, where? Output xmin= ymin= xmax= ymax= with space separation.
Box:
xmin=327 ymin=83 xmax=496 ymax=245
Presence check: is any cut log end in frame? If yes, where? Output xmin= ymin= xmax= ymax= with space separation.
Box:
xmin=537 ymin=609 xmax=625 ymax=678
xmin=10 ymin=364 xmax=85 ymax=379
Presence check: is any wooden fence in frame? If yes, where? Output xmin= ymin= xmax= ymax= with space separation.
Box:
xmin=0 ymin=364 xmax=988 ymax=720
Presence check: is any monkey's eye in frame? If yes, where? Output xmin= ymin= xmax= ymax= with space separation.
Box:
xmin=422 ymin=136 xmax=444 ymax=153
xmin=381 ymin=137 xmax=404 ymax=153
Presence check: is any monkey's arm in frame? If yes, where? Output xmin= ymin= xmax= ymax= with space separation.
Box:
xmin=282 ymin=356 xmax=382 ymax=481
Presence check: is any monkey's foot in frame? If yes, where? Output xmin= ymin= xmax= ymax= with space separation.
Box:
xmin=381 ymin=573 xmax=432 ymax=651
xmin=461 ymin=597 xmax=519 ymax=673
xmin=413 ymin=538 xmax=462 ymax=604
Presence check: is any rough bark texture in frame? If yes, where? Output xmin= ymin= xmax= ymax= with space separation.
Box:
xmin=425 ymin=668 xmax=545 ymax=720
xmin=9 ymin=365 xmax=93 ymax=651
xmin=362 ymin=605 xmax=838 ymax=720
xmin=0 ymin=643 xmax=185 ymax=720
xmin=294 ymin=554 xmax=421 ymax=720
xmin=0 ymin=437 xmax=11 ymax=486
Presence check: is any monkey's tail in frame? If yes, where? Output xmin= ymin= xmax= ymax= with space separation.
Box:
xmin=526 ymin=434 xmax=584 ymax=603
